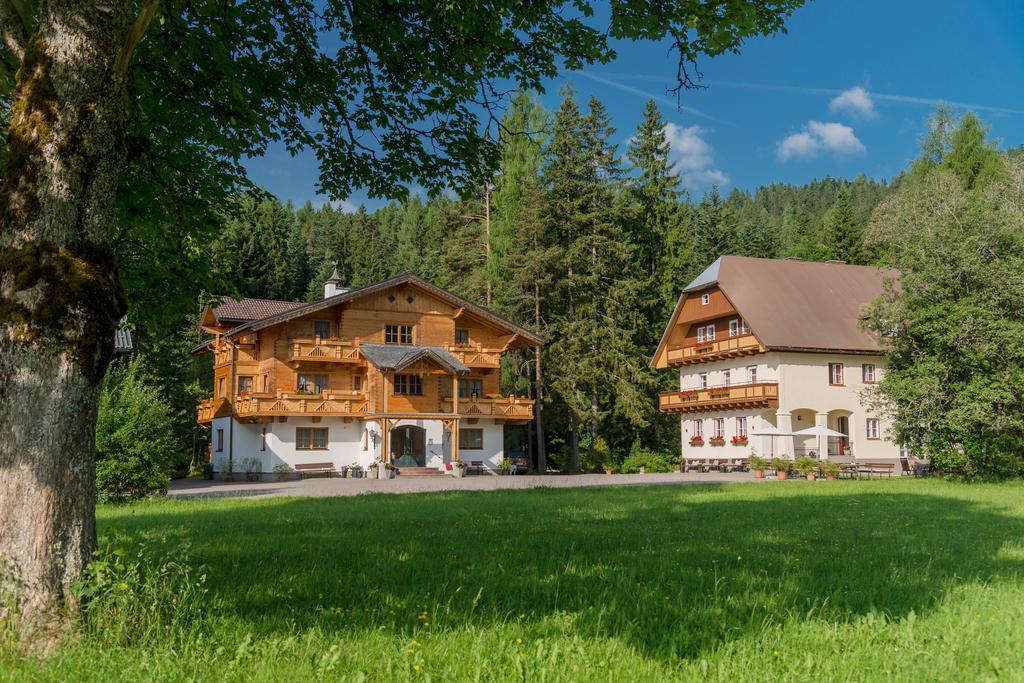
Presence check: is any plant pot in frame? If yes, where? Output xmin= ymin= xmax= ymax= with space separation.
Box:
xmin=777 ymin=470 xmax=788 ymax=481
xmin=805 ymin=473 xmax=816 ymax=482
xmin=454 ymin=467 xmax=465 ymax=478
xmin=754 ymin=469 xmax=764 ymax=479
xmin=826 ymin=475 xmax=836 ymax=481
xmin=367 ymin=467 xmax=379 ymax=480
xmin=639 ymin=465 xmax=646 ymax=474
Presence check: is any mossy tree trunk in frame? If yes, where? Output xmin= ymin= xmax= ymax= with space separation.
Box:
xmin=0 ymin=0 xmax=153 ymax=643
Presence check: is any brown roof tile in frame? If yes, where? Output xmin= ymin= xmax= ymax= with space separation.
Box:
xmin=211 ymin=296 xmax=305 ymax=323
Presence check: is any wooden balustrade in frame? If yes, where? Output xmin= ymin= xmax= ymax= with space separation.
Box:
xmin=665 ymin=334 xmax=763 ymax=366
xmin=286 ymin=338 xmax=362 ymax=363
xmin=196 ymin=398 xmax=215 ymax=424
xmin=234 ymin=392 xmax=369 ymax=418
xmin=439 ymin=395 xmax=534 ymax=420
xmin=659 ymin=381 xmax=779 ymax=413
xmin=442 ymin=343 xmax=501 ymax=368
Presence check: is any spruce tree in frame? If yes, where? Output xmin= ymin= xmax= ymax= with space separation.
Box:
xmin=823 ymin=187 xmax=862 ymax=263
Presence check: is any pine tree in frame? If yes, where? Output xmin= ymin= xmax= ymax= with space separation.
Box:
xmin=823 ymin=187 xmax=862 ymax=263
xmin=690 ymin=186 xmax=736 ymax=269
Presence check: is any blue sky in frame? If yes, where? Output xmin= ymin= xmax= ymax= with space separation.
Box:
xmin=244 ymin=0 xmax=1024 ymax=210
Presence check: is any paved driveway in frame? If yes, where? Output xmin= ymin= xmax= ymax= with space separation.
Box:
xmin=167 ymin=471 xmax=756 ymax=499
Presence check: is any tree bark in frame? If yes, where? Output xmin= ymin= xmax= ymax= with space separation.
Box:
xmin=0 ymin=0 xmax=139 ymax=643
xmin=533 ymin=281 xmax=545 ymax=474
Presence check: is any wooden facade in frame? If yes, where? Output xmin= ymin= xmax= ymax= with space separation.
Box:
xmin=196 ymin=275 xmax=540 ymax=463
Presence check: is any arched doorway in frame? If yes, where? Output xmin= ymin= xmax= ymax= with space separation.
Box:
xmin=391 ymin=425 xmax=426 ymax=467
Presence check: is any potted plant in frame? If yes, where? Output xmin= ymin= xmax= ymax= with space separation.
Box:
xmin=501 ymin=458 xmax=511 ymax=475
xmin=202 ymin=463 xmax=214 ymax=480
xmin=709 ymin=436 xmax=726 ymax=446
xmin=820 ymin=460 xmax=841 ymax=481
xmin=272 ymin=463 xmax=293 ymax=482
xmin=748 ymin=454 xmax=768 ymax=479
xmin=689 ymin=436 xmax=705 ymax=446
xmin=367 ymin=459 xmax=380 ymax=479
xmin=349 ymin=464 xmax=363 ymax=479
xmin=771 ymin=457 xmax=791 ymax=480
xmin=794 ymin=456 xmax=818 ymax=481
xmin=242 ymin=457 xmax=260 ymax=482
xmin=453 ymin=459 xmax=467 ymax=478
xmin=731 ymin=435 xmax=748 ymax=446
xmin=383 ymin=462 xmax=396 ymax=479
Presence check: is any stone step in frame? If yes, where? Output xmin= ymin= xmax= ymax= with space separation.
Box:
xmin=396 ymin=466 xmax=444 ymax=477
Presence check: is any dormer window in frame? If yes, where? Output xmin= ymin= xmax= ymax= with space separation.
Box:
xmin=701 ymin=293 xmax=710 ymax=305
xmin=385 ymin=324 xmax=413 ymax=345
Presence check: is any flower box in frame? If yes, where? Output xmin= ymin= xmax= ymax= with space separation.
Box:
xmin=689 ymin=437 xmax=705 ymax=446
xmin=709 ymin=388 xmax=730 ymax=398
xmin=709 ymin=437 xmax=726 ymax=446
xmin=694 ymin=340 xmax=715 ymax=349
xmin=731 ymin=436 xmax=749 ymax=446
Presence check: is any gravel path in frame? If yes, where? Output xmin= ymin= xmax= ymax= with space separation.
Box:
xmin=167 ymin=471 xmax=757 ymax=499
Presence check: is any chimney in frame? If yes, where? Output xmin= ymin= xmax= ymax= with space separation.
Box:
xmin=323 ymin=263 xmax=348 ymax=298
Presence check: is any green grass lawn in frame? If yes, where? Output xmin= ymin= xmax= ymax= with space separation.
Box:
xmin=6 ymin=479 xmax=1024 ymax=681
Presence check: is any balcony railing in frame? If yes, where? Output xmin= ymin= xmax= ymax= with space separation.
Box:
xmin=233 ymin=392 xmax=369 ymax=418
xmin=214 ymin=342 xmax=257 ymax=366
xmin=197 ymin=398 xmax=215 ymax=424
xmin=665 ymin=334 xmax=762 ymax=366
xmin=659 ymin=381 xmax=779 ymax=413
xmin=286 ymin=338 xmax=362 ymax=363
xmin=442 ymin=343 xmax=501 ymax=368
xmin=439 ymin=395 xmax=534 ymax=421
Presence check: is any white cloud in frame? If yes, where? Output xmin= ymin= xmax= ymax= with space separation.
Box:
xmin=777 ymin=121 xmax=866 ymax=161
xmin=829 ymin=86 xmax=877 ymax=119
xmin=663 ymin=122 xmax=730 ymax=190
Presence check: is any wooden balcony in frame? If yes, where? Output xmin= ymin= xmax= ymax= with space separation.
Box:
xmin=214 ymin=342 xmax=257 ymax=367
xmin=665 ymin=334 xmax=763 ymax=366
xmin=439 ymin=396 xmax=534 ymax=421
xmin=233 ymin=391 xmax=369 ymax=420
xmin=442 ymin=343 xmax=501 ymax=369
xmin=659 ymin=381 xmax=779 ymax=414
xmin=197 ymin=398 xmax=215 ymax=424
xmin=286 ymin=338 xmax=363 ymax=364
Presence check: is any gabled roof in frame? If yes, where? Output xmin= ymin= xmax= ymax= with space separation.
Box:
xmin=360 ymin=344 xmax=469 ymax=375
xmin=653 ymin=256 xmax=899 ymax=363
xmin=208 ymin=296 xmax=305 ymax=324
xmin=222 ymin=272 xmax=543 ymax=346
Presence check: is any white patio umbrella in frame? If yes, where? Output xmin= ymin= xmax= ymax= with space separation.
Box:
xmin=749 ymin=426 xmax=794 ymax=458
xmin=792 ymin=425 xmax=848 ymax=459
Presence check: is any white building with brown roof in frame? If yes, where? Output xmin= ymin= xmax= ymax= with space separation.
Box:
xmin=651 ymin=256 xmax=904 ymax=468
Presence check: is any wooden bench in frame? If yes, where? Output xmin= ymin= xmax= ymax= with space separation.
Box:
xmin=859 ymin=462 xmax=895 ymax=479
xmin=294 ymin=462 xmax=337 ymax=479
xmin=466 ymin=460 xmax=485 ymax=475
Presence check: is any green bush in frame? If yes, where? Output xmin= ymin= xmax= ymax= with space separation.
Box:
xmin=771 ymin=457 xmax=791 ymax=473
xmin=96 ymin=359 xmax=179 ymax=502
xmin=620 ymin=448 xmax=674 ymax=474
xmin=820 ymin=460 xmax=842 ymax=478
xmin=748 ymin=454 xmax=769 ymax=471
xmin=794 ymin=456 xmax=819 ymax=476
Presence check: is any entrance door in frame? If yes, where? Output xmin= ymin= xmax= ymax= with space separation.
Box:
xmin=391 ymin=426 xmax=426 ymax=467
xmin=835 ymin=416 xmax=850 ymax=455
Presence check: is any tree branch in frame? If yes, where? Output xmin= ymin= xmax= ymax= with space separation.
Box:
xmin=113 ymin=0 xmax=159 ymax=82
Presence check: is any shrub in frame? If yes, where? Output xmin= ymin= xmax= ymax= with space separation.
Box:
xmin=748 ymin=454 xmax=768 ymax=471
xmin=95 ymin=359 xmax=178 ymax=502
xmin=794 ymin=456 xmax=819 ymax=476
xmin=771 ymin=457 xmax=791 ymax=473
xmin=620 ymin=448 xmax=674 ymax=474
xmin=820 ymin=460 xmax=842 ymax=478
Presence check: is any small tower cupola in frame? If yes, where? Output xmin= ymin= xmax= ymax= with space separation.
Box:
xmin=323 ymin=263 xmax=348 ymax=298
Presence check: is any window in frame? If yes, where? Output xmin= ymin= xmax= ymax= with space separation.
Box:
xmin=351 ymin=375 xmax=362 ymax=392
xmin=712 ymin=418 xmax=725 ymax=438
xmin=394 ymin=374 xmax=423 ymax=395
xmin=693 ymin=420 xmax=703 ymax=438
xmin=459 ymin=428 xmax=483 ymax=450
xmin=215 ymin=429 xmax=224 ymax=452
xmin=862 ymin=364 xmax=877 ymax=383
xmin=296 ymin=427 xmax=328 ymax=450
xmin=701 ymin=293 xmax=710 ymax=305
xmin=747 ymin=365 xmax=758 ymax=383
xmin=385 ymin=324 xmax=413 ymax=344
xmin=237 ymin=376 xmax=253 ymax=395
xmin=736 ymin=417 xmax=747 ymax=437
xmin=217 ymin=377 xmax=226 ymax=398
xmin=722 ymin=370 xmax=731 ymax=386
xmin=260 ymin=427 xmax=267 ymax=452
xmin=729 ymin=319 xmax=740 ymax=337
xmin=455 ymin=328 xmax=470 ymax=345
xmin=314 ymin=320 xmax=331 ymax=339
xmin=741 ymin=319 xmax=750 ymax=334
xmin=459 ymin=378 xmax=483 ymax=399
xmin=698 ymin=372 xmax=708 ymax=389
xmin=697 ymin=323 xmax=716 ymax=343
xmin=262 ymin=374 xmax=269 ymax=392
xmin=866 ymin=418 xmax=880 ymax=440
xmin=297 ymin=373 xmax=328 ymax=393
xmin=829 ymin=363 xmax=845 ymax=386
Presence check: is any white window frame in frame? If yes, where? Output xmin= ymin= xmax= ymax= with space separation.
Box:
xmin=736 ymin=417 xmax=747 ymax=437
xmin=693 ymin=420 xmax=703 ymax=438
xmin=706 ymin=323 xmax=715 ymax=341
xmin=698 ymin=372 xmax=708 ymax=389
xmin=747 ymin=365 xmax=757 ymax=383
xmin=712 ymin=418 xmax=725 ymax=438
xmin=829 ymin=362 xmax=844 ymax=386
xmin=697 ymin=326 xmax=706 ymax=343
xmin=729 ymin=319 xmax=739 ymax=337
xmin=866 ymin=418 xmax=880 ymax=439
xmin=741 ymin=319 xmax=750 ymax=334
xmin=722 ymin=370 xmax=731 ymax=386
xmin=862 ymin=364 xmax=876 ymax=383
xmin=701 ymin=293 xmax=710 ymax=305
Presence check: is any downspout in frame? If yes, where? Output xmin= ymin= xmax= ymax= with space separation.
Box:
xmin=228 ymin=336 xmax=236 ymax=474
